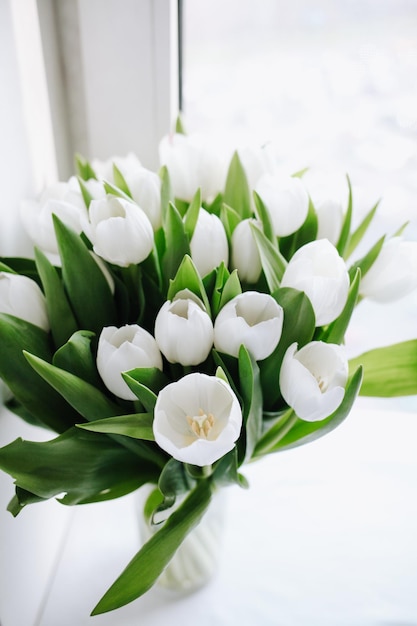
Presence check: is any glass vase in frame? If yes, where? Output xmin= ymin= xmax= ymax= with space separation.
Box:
xmin=138 ymin=486 xmax=226 ymax=593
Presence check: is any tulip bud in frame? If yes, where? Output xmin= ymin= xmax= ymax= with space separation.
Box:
xmin=190 ymin=209 xmax=229 ymax=277
xmin=237 ymin=143 xmax=276 ymax=189
xmin=279 ymin=341 xmax=348 ymax=422
xmin=214 ymin=291 xmax=284 ymax=360
xmin=231 ymin=218 xmax=262 ymax=283
xmin=96 ymin=324 xmax=163 ymax=400
xmin=125 ymin=167 xmax=162 ymax=231
xmin=93 ymin=154 xmax=162 ymax=231
xmin=84 ymin=195 xmax=154 ymax=267
xmin=159 ymin=133 xmax=227 ymax=202
xmin=20 ymin=177 xmax=103 ymax=255
xmin=153 ymin=372 xmax=242 ymax=466
xmin=0 ymin=272 xmax=49 ymax=331
xmin=255 ymin=174 xmax=309 ymax=237
xmin=360 ymin=237 xmax=417 ymax=302
xmin=92 ymin=152 xmax=142 ymax=182
xmin=315 ymin=198 xmax=344 ymax=246
xmin=281 ymin=239 xmax=349 ymax=326
xmin=155 ymin=292 xmax=214 ymax=365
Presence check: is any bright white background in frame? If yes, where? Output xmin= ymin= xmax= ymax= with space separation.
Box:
xmin=1 ymin=1 xmax=417 ymax=625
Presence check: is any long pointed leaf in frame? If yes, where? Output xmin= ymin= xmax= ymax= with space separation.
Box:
xmin=53 ymin=215 xmax=117 ymax=333
xmin=92 ymin=480 xmax=212 ymax=615
xmin=250 ymin=222 xmax=287 ymax=293
xmin=224 ymin=151 xmax=251 ymax=219
xmin=77 ymin=413 xmax=154 ymax=441
xmin=34 ymin=247 xmax=78 ymax=348
xmin=238 ymin=345 xmax=263 ymax=463
xmin=0 ymin=428 xmax=153 ymax=507
xmin=349 ymin=340 xmax=417 ymax=397
xmin=0 ymin=314 xmax=78 ymax=432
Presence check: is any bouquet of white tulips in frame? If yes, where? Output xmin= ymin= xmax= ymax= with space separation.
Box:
xmin=1 ymin=122 xmax=417 ymax=615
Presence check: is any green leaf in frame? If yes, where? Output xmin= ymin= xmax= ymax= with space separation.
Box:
xmin=345 ymin=200 xmax=380 ymax=259
xmin=158 ymin=458 xmax=194 ymax=499
xmin=253 ymin=191 xmax=275 ymax=244
xmin=319 ymin=268 xmax=361 ymax=345
xmin=259 ymin=288 xmax=316 ymax=409
xmin=24 ymin=351 xmax=120 ymax=420
xmin=238 ymin=346 xmax=263 ymax=462
xmin=77 ymin=177 xmax=95 ymax=208
xmin=336 ymin=175 xmax=353 ymax=258
xmin=183 ymin=188 xmax=201 ymax=239
xmin=348 ymin=235 xmax=385 ymax=281
xmin=113 ymin=164 xmax=133 ymax=198
xmin=211 ymin=447 xmax=249 ymax=488
xmin=250 ymin=222 xmax=287 ymax=293
xmin=257 ymin=366 xmax=363 ymax=455
xmin=122 ymin=367 xmax=169 ymax=395
xmin=220 ymin=203 xmax=242 ymax=239
xmin=349 ymin=340 xmax=417 ymax=397
xmin=219 ymin=269 xmax=242 ymax=311
xmin=175 ymin=115 xmax=186 ymax=134
xmin=102 ymin=181 xmax=132 ymax=201
xmin=75 ymin=154 xmax=97 ymax=181
xmin=77 ymin=413 xmax=154 ymax=441
xmin=291 ymin=167 xmax=309 ymax=178
xmin=224 ymin=152 xmax=251 ymax=219
xmin=23 ymin=351 xmax=166 ymax=468
xmin=253 ymin=409 xmax=296 ymax=457
xmin=162 ymin=203 xmax=190 ymax=289
xmin=92 ymin=480 xmax=212 ymax=615
xmin=122 ymin=374 xmax=158 ymax=412
xmin=159 ymin=166 xmax=173 ymax=227
xmin=0 ymin=314 xmax=78 ymax=432
xmin=0 ymin=257 xmax=39 ymax=282
xmin=0 ymin=428 xmax=153 ymax=507
xmin=53 ymin=330 xmax=102 ymax=388
xmin=167 ymin=254 xmax=211 ymax=314
xmin=53 ymin=215 xmax=117 ymax=333
xmin=34 ymin=247 xmax=78 ymax=347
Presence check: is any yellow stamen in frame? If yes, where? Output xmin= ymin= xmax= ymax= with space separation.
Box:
xmin=186 ymin=409 xmax=215 ymax=439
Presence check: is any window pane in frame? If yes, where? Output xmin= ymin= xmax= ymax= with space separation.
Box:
xmin=182 ymin=0 xmax=417 ymax=227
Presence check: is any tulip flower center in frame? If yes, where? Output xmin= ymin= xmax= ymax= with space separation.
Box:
xmin=316 ymin=375 xmax=328 ymax=393
xmin=187 ymin=408 xmax=215 ymax=439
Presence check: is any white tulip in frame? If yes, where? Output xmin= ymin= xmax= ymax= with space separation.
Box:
xmin=0 ymin=272 xmax=49 ymax=331
xmin=125 ymin=167 xmax=162 ymax=231
xmin=279 ymin=341 xmax=349 ymax=422
xmin=96 ymin=324 xmax=163 ymax=401
xmin=84 ymin=195 xmax=154 ymax=267
xmin=190 ymin=209 xmax=229 ymax=277
xmin=360 ymin=237 xmax=417 ymax=302
xmin=281 ymin=239 xmax=349 ymax=326
xmin=93 ymin=154 xmax=162 ymax=231
xmin=315 ymin=198 xmax=344 ymax=246
xmin=237 ymin=143 xmax=276 ymax=189
xmin=214 ymin=291 xmax=284 ymax=360
xmin=20 ymin=176 xmax=104 ymax=255
xmin=159 ymin=133 xmax=227 ymax=202
xmin=255 ymin=174 xmax=309 ymax=237
xmin=153 ymin=372 xmax=242 ymax=466
xmin=231 ymin=218 xmax=262 ymax=284
xmin=155 ymin=293 xmax=214 ymax=365
xmin=91 ymin=152 xmax=142 ymax=182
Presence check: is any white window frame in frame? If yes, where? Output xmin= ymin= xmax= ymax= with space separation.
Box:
xmin=36 ymin=0 xmax=180 ymax=177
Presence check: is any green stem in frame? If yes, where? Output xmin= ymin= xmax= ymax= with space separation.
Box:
xmin=253 ymin=409 xmax=297 ymax=458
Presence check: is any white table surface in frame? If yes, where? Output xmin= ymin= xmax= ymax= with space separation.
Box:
xmin=1 ymin=396 xmax=417 ymax=626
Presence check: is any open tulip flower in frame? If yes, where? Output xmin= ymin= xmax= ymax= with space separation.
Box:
xmin=1 ymin=122 xmax=417 ymax=616
xmin=279 ymin=341 xmax=349 ymax=422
